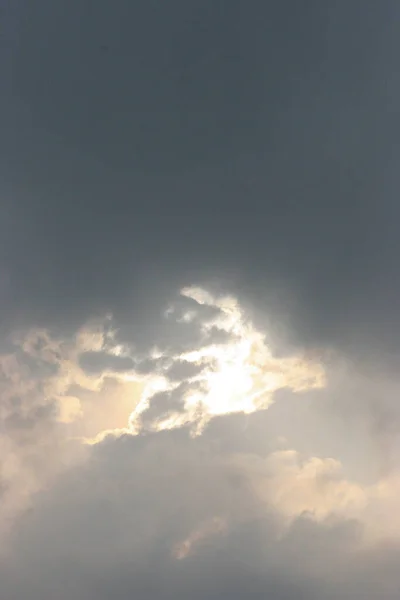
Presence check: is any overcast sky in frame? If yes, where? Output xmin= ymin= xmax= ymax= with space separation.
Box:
xmin=2 ymin=2 xmax=400 ymax=599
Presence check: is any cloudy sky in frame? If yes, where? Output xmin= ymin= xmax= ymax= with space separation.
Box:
xmin=1 ymin=1 xmax=400 ymax=598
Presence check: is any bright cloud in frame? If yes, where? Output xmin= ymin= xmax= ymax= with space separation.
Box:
xmin=0 ymin=286 xmax=326 ymax=541
xmin=129 ymin=287 xmax=326 ymax=435
xmin=3 ymin=286 xmax=400 ymax=600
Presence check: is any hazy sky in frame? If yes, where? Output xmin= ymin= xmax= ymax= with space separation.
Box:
xmin=2 ymin=2 xmax=400 ymax=599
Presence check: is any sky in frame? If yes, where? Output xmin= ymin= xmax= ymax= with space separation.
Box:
xmin=1 ymin=1 xmax=400 ymax=598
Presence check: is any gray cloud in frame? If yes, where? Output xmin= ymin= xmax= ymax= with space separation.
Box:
xmin=165 ymin=360 xmax=205 ymax=382
xmin=139 ymin=384 xmax=189 ymax=430
xmin=0 ymin=1 xmax=398 ymax=361
xmin=1 ymin=310 xmax=400 ymax=598
xmin=2 ymin=2 xmax=400 ymax=599
xmin=78 ymin=351 xmax=135 ymax=374
xmin=1 ymin=426 xmax=398 ymax=600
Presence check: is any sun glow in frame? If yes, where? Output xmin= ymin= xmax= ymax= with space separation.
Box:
xmin=129 ymin=288 xmax=326 ymax=435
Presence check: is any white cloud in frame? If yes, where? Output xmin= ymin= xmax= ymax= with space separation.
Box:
xmin=129 ymin=287 xmax=326 ymax=435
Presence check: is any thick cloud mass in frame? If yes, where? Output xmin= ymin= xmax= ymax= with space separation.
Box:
xmin=1 ymin=0 xmax=399 ymax=356
xmin=2 ymin=2 xmax=400 ymax=599
xmin=2 ymin=288 xmax=400 ymax=599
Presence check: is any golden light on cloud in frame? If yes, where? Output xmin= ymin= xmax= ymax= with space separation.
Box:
xmin=0 ymin=285 xmax=328 ymax=541
xmin=3 ymin=286 xmax=326 ymax=449
xmin=130 ymin=287 xmax=326 ymax=435
xmin=56 ymin=395 xmax=83 ymax=423
xmin=173 ymin=516 xmax=227 ymax=560
xmin=261 ymin=450 xmax=367 ymax=522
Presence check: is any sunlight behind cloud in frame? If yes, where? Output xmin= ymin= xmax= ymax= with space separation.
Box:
xmin=0 ymin=285 xmax=327 ymax=540
xmin=129 ymin=287 xmax=326 ymax=435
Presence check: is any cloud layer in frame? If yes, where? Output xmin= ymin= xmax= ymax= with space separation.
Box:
xmin=2 ymin=2 xmax=400 ymax=598
xmin=1 ymin=286 xmax=400 ymax=600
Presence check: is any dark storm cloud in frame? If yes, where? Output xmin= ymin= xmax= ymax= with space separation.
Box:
xmin=4 ymin=6 xmax=400 ymax=597
xmin=2 ymin=1 xmax=400 ymax=356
